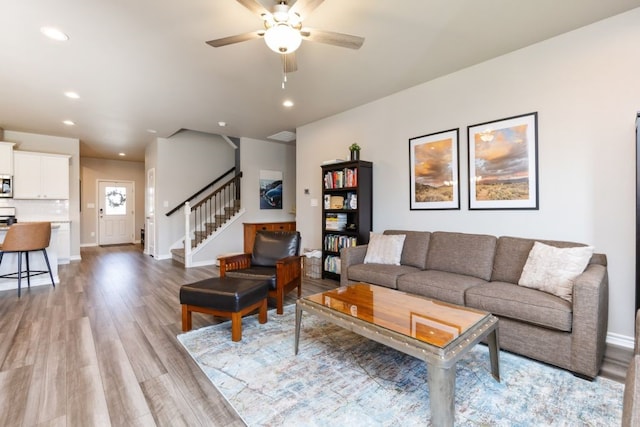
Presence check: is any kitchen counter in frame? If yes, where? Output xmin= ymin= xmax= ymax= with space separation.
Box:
xmin=0 ymin=225 xmax=60 ymax=292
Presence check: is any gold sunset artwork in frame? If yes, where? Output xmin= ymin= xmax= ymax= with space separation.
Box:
xmin=473 ymin=124 xmax=529 ymax=201
xmin=414 ymin=137 xmax=454 ymax=202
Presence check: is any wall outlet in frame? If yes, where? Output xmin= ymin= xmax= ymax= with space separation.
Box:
xmin=90 ymin=231 xmax=95 ymax=237
xmin=310 ymin=198 xmax=318 ymax=207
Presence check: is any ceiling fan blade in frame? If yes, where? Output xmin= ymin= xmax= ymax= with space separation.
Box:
xmin=282 ymin=52 xmax=298 ymax=73
xmin=206 ymin=31 xmax=264 ymax=48
xmin=301 ymin=28 xmax=364 ymax=49
xmin=289 ymin=0 xmax=325 ymax=19
xmin=235 ymin=0 xmax=269 ymax=17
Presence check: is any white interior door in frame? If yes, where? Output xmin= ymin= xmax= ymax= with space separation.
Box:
xmin=146 ymin=168 xmax=155 ymax=256
xmin=98 ymin=180 xmax=134 ymax=245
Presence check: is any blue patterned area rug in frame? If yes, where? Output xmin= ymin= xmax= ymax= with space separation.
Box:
xmin=177 ymin=306 xmax=623 ymax=426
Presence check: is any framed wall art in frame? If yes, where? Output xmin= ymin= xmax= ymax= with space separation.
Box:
xmin=467 ymin=112 xmax=538 ymax=210
xmin=409 ymin=128 xmax=460 ymax=210
xmin=259 ymin=170 xmax=283 ymax=210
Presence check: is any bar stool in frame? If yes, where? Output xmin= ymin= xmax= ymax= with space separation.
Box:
xmin=0 ymin=222 xmax=55 ymax=297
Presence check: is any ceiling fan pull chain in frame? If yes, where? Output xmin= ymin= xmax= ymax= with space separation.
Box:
xmin=282 ymin=55 xmax=288 ymax=89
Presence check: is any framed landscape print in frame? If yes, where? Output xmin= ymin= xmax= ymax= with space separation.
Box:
xmin=409 ymin=128 xmax=460 ymax=210
xmin=468 ymin=112 xmax=538 ymax=210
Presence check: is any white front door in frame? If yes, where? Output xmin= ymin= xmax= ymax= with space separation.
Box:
xmin=98 ymin=180 xmax=134 ymax=245
xmin=146 ymin=168 xmax=155 ymax=257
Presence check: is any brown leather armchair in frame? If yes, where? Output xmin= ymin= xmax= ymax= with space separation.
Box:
xmin=218 ymin=230 xmax=301 ymax=314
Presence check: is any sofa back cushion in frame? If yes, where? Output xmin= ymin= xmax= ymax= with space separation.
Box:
xmin=383 ymin=230 xmax=430 ymax=269
xmin=492 ymin=236 xmax=599 ymax=284
xmin=425 ymin=232 xmax=497 ymax=280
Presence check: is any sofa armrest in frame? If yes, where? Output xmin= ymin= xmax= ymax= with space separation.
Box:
xmin=623 ymin=355 xmax=640 ymax=427
xmin=570 ymin=263 xmax=609 ymax=378
xmin=340 ymin=245 xmax=368 ymax=287
xmin=218 ymin=253 xmax=251 ymax=277
xmin=635 ymin=310 xmax=640 ymax=356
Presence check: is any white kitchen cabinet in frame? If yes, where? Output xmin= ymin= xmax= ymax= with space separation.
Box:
xmin=13 ymin=151 xmax=70 ymax=199
xmin=0 ymin=142 xmax=15 ymax=174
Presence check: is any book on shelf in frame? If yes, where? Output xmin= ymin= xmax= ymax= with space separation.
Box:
xmin=325 ymin=213 xmax=347 ymax=231
xmin=324 ymin=167 xmax=358 ymax=189
xmin=323 ymin=255 xmax=341 ymax=274
xmin=323 ymin=234 xmax=358 ymax=252
xmin=321 ymin=159 xmax=345 ymax=165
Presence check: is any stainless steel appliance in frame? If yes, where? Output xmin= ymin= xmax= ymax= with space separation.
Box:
xmin=0 ymin=175 xmax=12 ymax=198
xmin=0 ymin=207 xmax=16 ymax=225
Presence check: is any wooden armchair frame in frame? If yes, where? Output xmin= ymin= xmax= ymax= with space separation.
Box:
xmin=219 ymin=252 xmax=302 ymax=314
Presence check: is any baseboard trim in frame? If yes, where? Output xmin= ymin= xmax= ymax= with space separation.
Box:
xmin=607 ymin=332 xmax=634 ymax=349
xmin=602 ymin=342 xmax=633 ymax=383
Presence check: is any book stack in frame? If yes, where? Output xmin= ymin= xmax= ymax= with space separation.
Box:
xmin=325 ymin=213 xmax=347 ymax=231
xmin=324 ymin=234 xmax=358 ymax=252
xmin=324 ymin=168 xmax=358 ymax=189
xmin=324 ymin=255 xmax=341 ymax=274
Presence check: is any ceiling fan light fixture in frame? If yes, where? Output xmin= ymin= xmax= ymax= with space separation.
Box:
xmin=264 ymin=23 xmax=302 ymax=54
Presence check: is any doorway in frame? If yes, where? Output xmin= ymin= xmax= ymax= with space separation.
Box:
xmin=146 ymin=168 xmax=156 ymax=257
xmin=98 ymin=180 xmax=135 ymax=245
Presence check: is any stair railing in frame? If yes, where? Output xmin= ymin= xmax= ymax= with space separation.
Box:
xmin=183 ymin=172 xmax=243 ymax=265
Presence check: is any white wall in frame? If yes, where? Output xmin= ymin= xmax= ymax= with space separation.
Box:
xmin=2 ymin=130 xmax=81 ymax=259
xmin=240 ymin=137 xmax=296 ymax=223
xmin=297 ymin=9 xmax=640 ymax=344
xmin=151 ymin=130 xmax=235 ymax=258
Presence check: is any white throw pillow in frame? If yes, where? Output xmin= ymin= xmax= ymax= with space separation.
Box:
xmin=518 ymin=241 xmax=594 ymax=302
xmin=363 ymin=233 xmax=406 ymax=265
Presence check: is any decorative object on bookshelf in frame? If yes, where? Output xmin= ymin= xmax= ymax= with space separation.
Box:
xmin=409 ymin=128 xmax=460 ymax=210
xmin=321 ymin=160 xmax=372 ymax=280
xmin=330 ymin=195 xmax=345 ymax=209
xmin=349 ymin=143 xmax=361 ymax=161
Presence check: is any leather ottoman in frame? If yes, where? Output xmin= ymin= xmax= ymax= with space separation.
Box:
xmin=180 ymin=276 xmax=269 ymax=341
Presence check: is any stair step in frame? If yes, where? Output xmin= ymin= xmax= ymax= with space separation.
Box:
xmin=171 ymin=248 xmax=186 ymax=265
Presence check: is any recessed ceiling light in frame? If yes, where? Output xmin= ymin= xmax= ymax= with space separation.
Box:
xmin=64 ymin=91 xmax=80 ymax=99
xmin=63 ymin=120 xmax=75 ymax=126
xmin=218 ymin=121 xmax=227 ymax=127
xmin=147 ymin=129 xmax=157 ymax=134
xmin=118 ymin=152 xmax=126 ymax=157
xmin=40 ymin=26 xmax=69 ymax=41
xmin=283 ymin=100 xmax=294 ymax=108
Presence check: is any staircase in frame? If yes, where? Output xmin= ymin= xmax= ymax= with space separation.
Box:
xmin=169 ymin=171 xmax=243 ymax=267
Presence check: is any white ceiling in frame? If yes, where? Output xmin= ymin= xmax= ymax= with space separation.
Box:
xmin=1 ymin=0 xmax=639 ymax=162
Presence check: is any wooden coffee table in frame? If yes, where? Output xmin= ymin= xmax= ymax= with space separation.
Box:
xmin=295 ymin=283 xmax=500 ymax=427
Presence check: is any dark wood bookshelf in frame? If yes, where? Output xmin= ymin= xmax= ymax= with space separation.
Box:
xmin=321 ymin=160 xmax=373 ymax=280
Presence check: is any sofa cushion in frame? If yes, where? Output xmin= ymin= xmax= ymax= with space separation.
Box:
xmin=383 ymin=230 xmax=431 ymax=269
xmin=397 ymin=270 xmax=488 ymax=306
xmin=518 ymin=242 xmax=594 ymax=302
xmin=364 ymin=233 xmax=406 ymax=265
xmin=492 ymin=236 xmax=592 ymax=284
xmin=425 ymin=232 xmax=497 ymax=281
xmin=465 ymin=281 xmax=572 ymax=332
xmin=348 ymin=263 xmax=421 ymax=289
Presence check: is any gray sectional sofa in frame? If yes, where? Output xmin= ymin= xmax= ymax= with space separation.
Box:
xmin=340 ymin=230 xmax=609 ymax=379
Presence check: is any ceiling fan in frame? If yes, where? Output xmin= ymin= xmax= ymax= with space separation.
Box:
xmin=206 ymin=0 xmax=365 ymax=73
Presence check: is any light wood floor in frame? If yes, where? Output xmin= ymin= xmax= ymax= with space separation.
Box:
xmin=0 ymin=244 xmax=628 ymax=426
xmin=0 ymin=244 xmax=337 ymax=426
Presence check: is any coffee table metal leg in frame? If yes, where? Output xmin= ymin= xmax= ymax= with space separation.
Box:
xmin=487 ymin=328 xmax=500 ymax=382
xmin=294 ymin=303 xmax=302 ymax=355
xmin=427 ymin=363 xmax=455 ymax=427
